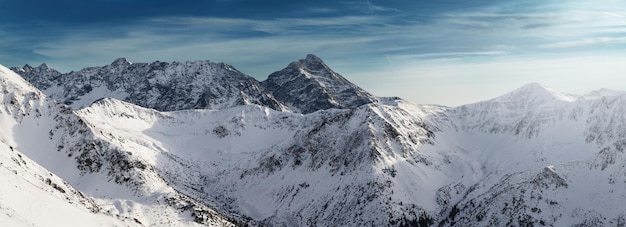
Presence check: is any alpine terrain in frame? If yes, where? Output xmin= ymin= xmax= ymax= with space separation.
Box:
xmin=3 ymin=54 xmax=626 ymax=226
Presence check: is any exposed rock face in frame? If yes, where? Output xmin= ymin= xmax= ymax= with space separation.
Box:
xmin=262 ymin=54 xmax=378 ymax=113
xmin=12 ymin=58 xmax=288 ymax=112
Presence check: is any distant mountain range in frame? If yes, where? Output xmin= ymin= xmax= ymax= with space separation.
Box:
xmin=3 ymin=55 xmax=626 ymax=226
xmin=10 ymin=54 xmax=376 ymax=114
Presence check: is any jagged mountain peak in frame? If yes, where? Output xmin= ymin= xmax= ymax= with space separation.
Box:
xmin=0 ymin=64 xmax=43 ymax=94
xmin=10 ymin=63 xmax=58 ymax=74
xmin=283 ymin=54 xmax=324 ymax=69
xmin=284 ymin=54 xmax=339 ymax=80
xmin=305 ymin=53 xmax=322 ymax=62
xmin=9 ymin=63 xmax=62 ymax=92
xmin=299 ymin=53 xmax=325 ymax=68
xmin=22 ymin=64 xmax=34 ymax=71
xmin=110 ymin=57 xmax=132 ymax=66
xmin=267 ymin=54 xmax=343 ymax=86
xmin=37 ymin=63 xmax=54 ymax=70
xmin=262 ymin=54 xmax=378 ymax=113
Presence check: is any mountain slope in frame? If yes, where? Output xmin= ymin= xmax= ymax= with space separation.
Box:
xmin=0 ymin=64 xmax=236 ymax=226
xmin=75 ymin=95 xmax=453 ymax=226
xmin=262 ymin=54 xmax=379 ymax=114
xmin=0 ymin=65 xmax=140 ymax=227
xmin=450 ymin=83 xmax=579 ymax=138
xmin=79 ymin=80 xmax=626 ymax=226
xmin=436 ymin=84 xmax=626 ymax=226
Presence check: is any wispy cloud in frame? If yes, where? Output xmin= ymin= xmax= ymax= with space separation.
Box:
xmin=540 ymin=37 xmax=626 ymax=49
xmin=392 ymin=51 xmax=507 ymax=60
xmin=31 ymin=24 xmax=387 ymax=75
xmin=341 ymin=1 xmax=400 ymax=14
xmin=148 ymin=16 xmax=385 ymax=35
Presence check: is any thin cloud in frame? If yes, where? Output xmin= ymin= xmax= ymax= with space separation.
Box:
xmin=31 ymin=27 xmax=386 ymax=74
xmin=26 ymin=4 xmax=626 ymax=72
xmin=540 ymin=37 xmax=626 ymax=49
xmin=148 ymin=16 xmax=385 ymax=35
xmin=306 ymin=8 xmax=338 ymax=14
xmin=393 ymin=51 xmax=507 ymax=59
xmin=341 ymin=1 xmax=400 ymax=14
xmin=369 ymin=5 xmax=400 ymax=13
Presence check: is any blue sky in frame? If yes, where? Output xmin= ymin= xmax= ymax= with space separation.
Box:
xmin=1 ymin=0 xmax=626 ymax=106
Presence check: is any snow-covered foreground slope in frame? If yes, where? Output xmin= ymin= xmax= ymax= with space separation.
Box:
xmin=0 ymin=140 xmax=140 ymax=227
xmin=0 ymin=64 xmax=137 ymax=226
xmin=77 ymin=97 xmax=450 ymax=226
xmin=0 ymin=64 xmax=235 ymax=226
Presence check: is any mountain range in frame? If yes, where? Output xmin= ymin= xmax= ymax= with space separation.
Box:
xmin=3 ymin=55 xmax=626 ymax=226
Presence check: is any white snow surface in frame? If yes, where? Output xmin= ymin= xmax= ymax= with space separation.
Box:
xmin=0 ymin=144 xmax=139 ymax=227
xmin=0 ymin=64 xmax=233 ymax=227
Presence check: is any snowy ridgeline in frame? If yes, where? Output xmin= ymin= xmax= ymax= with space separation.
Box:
xmin=4 ymin=56 xmax=626 ymax=226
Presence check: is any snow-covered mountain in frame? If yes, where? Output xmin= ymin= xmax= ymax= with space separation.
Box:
xmin=262 ymin=54 xmax=379 ymax=114
xmin=438 ymin=83 xmax=626 ymax=226
xmin=0 ymin=64 xmax=236 ymax=226
xmin=76 ymin=96 xmax=447 ymax=226
xmin=5 ymin=55 xmax=626 ymax=226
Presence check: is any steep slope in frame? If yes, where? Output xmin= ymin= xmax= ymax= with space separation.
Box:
xmin=0 ymin=140 xmax=142 ymax=227
xmin=10 ymin=63 xmax=62 ymax=90
xmin=0 ymin=65 xmax=140 ymax=227
xmin=435 ymin=84 xmax=626 ymax=226
xmin=451 ymin=83 xmax=579 ymax=138
xmin=262 ymin=54 xmax=379 ymax=113
xmin=0 ymin=64 xmax=236 ymax=226
xmin=76 ymin=96 xmax=452 ymax=226
xmin=11 ymin=58 xmax=287 ymax=112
